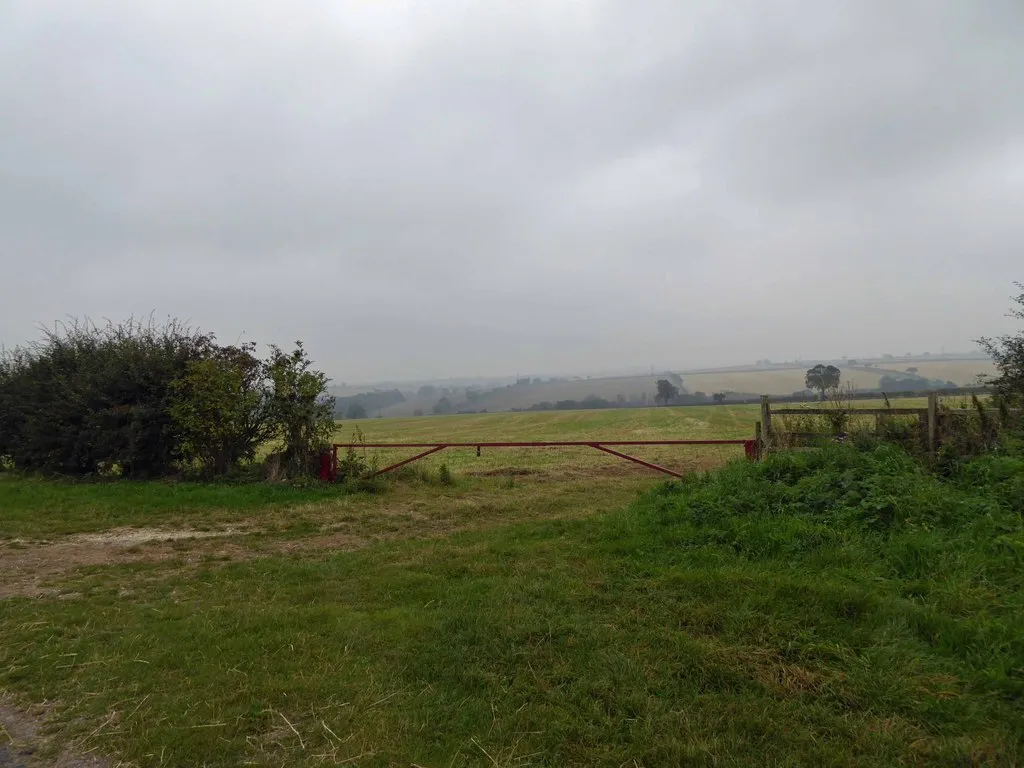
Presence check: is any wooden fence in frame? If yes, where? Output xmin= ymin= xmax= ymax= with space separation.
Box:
xmin=756 ymin=393 xmax=1009 ymax=456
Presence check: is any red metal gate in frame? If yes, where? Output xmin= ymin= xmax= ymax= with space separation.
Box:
xmin=330 ymin=439 xmax=756 ymax=481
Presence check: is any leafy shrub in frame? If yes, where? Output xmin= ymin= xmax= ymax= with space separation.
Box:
xmin=0 ymin=320 xmax=335 ymax=479
xmin=169 ymin=343 xmax=274 ymax=475
xmin=979 ymin=282 xmax=1024 ymax=403
xmin=616 ymin=442 xmax=1024 ymax=706
xmin=640 ymin=443 xmax=1015 ymax=544
xmin=334 ymin=427 xmax=375 ymax=481
xmin=264 ymin=343 xmax=335 ymax=478
xmin=0 ymin=317 xmax=215 ymax=476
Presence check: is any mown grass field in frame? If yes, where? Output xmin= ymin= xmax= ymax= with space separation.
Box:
xmin=2 ymin=404 xmax=1022 ymax=766
xmin=339 ymin=396 xmax=976 ymax=476
xmin=335 ymin=405 xmax=760 ymax=480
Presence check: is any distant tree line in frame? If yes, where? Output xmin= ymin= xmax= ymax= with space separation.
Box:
xmin=519 ymin=388 xmax=728 ymax=413
xmin=527 ymin=395 xmax=617 ymax=411
xmin=0 ymin=318 xmax=334 ymax=478
xmin=877 ymin=374 xmax=959 ymax=392
xmin=334 ymin=389 xmax=405 ymax=419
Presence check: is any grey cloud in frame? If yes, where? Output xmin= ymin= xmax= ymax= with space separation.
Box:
xmin=1 ymin=0 xmax=1022 ymax=381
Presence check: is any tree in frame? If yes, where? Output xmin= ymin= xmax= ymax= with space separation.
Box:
xmin=265 ymin=342 xmax=335 ymax=477
xmin=655 ymin=379 xmax=679 ymax=406
xmin=805 ymin=364 xmax=841 ymax=400
xmin=979 ymin=283 xmax=1024 ymax=402
xmin=168 ymin=343 xmax=274 ymax=475
xmin=346 ymin=403 xmax=368 ymax=419
xmin=0 ymin=317 xmax=216 ymax=476
xmin=0 ymin=318 xmax=338 ymax=479
xmin=432 ymin=396 xmax=453 ymax=415
xmin=712 ymin=392 xmax=727 ymax=404
xmin=905 ymin=367 xmax=919 ymax=375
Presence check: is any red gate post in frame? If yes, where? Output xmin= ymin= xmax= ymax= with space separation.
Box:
xmin=743 ymin=440 xmax=757 ymax=461
xmin=318 ymin=449 xmax=334 ymax=482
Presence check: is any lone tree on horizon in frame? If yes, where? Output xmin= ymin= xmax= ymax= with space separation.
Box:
xmin=655 ymin=379 xmax=679 ymax=406
xmin=805 ymin=364 xmax=841 ymax=400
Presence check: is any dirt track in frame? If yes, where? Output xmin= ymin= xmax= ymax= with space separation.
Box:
xmin=0 ymin=698 xmax=108 ymax=768
xmin=0 ymin=528 xmax=256 ymax=600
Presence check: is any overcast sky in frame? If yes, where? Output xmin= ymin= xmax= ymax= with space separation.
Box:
xmin=1 ymin=1 xmax=1022 ymax=382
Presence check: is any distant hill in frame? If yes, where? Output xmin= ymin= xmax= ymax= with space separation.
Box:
xmin=363 ymin=358 xmax=996 ymax=417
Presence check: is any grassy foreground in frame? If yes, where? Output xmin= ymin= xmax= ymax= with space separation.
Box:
xmin=2 ymin=440 xmax=1023 ymax=765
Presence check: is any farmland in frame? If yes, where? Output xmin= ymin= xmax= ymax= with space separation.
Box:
xmin=375 ymin=358 xmax=996 ymax=416
xmin=334 ymin=406 xmax=760 ymax=479
xmin=2 ymin=403 xmax=1022 ymax=766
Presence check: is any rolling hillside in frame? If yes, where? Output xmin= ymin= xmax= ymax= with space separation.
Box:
xmin=373 ymin=359 xmax=996 ymax=416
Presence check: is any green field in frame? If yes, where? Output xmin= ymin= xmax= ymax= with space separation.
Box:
xmin=336 ymin=406 xmax=760 ymax=480
xmin=2 ymin=405 xmax=1022 ymax=766
xmin=339 ymin=396 xmax=974 ymax=476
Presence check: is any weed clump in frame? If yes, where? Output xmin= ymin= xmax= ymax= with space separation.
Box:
xmin=437 ymin=463 xmax=455 ymax=487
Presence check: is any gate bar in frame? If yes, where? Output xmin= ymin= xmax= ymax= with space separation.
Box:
xmin=589 ymin=444 xmax=685 ymax=478
xmin=332 ymin=439 xmax=755 ymax=480
xmin=336 ymin=440 xmax=749 ymax=448
xmin=370 ymin=445 xmax=448 ymax=477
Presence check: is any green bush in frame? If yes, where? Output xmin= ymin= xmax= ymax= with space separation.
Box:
xmin=262 ymin=342 xmax=335 ymax=478
xmin=610 ymin=443 xmax=1024 ymax=705
xmin=644 ymin=442 xmax=1020 ymax=538
xmin=0 ymin=320 xmax=335 ymax=479
xmin=979 ymin=282 xmax=1024 ymax=403
xmin=334 ymin=427 xmax=375 ymax=482
xmin=168 ymin=344 xmax=274 ymax=475
xmin=0 ymin=318 xmax=215 ymax=477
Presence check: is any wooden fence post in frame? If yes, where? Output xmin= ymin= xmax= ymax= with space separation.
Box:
xmin=927 ymin=391 xmax=938 ymax=454
xmin=755 ymin=421 xmax=762 ymax=460
xmin=760 ymin=395 xmax=772 ymax=454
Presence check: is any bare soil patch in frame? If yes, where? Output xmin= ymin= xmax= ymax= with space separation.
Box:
xmin=0 ymin=480 xmax=632 ymax=599
xmin=0 ymin=528 xmax=251 ymax=599
xmin=0 ymin=697 xmax=109 ymax=768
